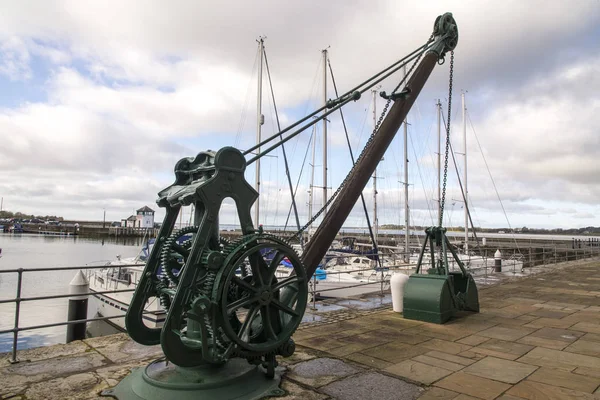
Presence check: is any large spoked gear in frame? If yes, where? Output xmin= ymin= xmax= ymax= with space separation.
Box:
xmin=214 ymin=234 xmax=308 ymax=358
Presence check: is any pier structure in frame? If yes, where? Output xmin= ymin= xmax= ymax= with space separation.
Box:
xmin=3 ymin=257 xmax=600 ymax=399
xmin=333 ymin=231 xmax=600 ymax=269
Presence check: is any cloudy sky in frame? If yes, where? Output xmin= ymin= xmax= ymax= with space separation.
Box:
xmin=0 ymin=1 xmax=599 ymax=230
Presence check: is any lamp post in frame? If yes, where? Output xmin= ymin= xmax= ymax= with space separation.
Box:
xmin=103 ymin=209 xmax=106 ymax=228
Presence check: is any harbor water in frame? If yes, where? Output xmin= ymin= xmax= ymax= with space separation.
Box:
xmin=0 ymin=234 xmax=142 ymax=353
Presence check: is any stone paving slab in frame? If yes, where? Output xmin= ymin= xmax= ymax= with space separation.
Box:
xmin=526 ymin=366 xmax=600 ymax=393
xmin=418 ymin=339 xmax=472 ymax=355
xmin=418 ymin=387 xmax=460 ymax=400
xmin=507 ymin=380 xmax=599 ymax=400
xmin=286 ymin=357 xmax=361 ymax=388
xmin=344 ymin=352 xmax=394 ymax=369
xmin=517 ymin=335 xmax=571 ymax=350
xmin=477 ymin=325 xmax=536 ymax=341
xmin=384 ymin=359 xmax=454 ymax=385
xmin=470 ymin=338 xmax=534 ymax=360
xmin=517 ymin=346 xmax=600 ymax=370
xmin=526 ymin=327 xmax=584 ymax=343
xmin=84 ymin=333 xmax=164 ymax=363
xmin=574 ymin=366 xmax=600 ymax=378
xmin=461 ymin=356 xmax=537 ymax=384
xmin=571 ymin=322 xmax=600 ymax=334
xmin=564 ymin=339 xmax=600 ymax=358
xmin=276 ymin=380 xmax=329 ymax=400
xmin=583 ymin=333 xmax=600 ymax=342
xmin=523 ymin=317 xmax=576 ymax=329
xmin=24 ymin=372 xmax=106 ymax=400
xmin=321 ymin=371 xmax=423 ymax=400
xmin=423 ymin=351 xmax=476 ymax=367
xmin=360 ymin=341 xmax=430 ymax=363
xmin=0 ymin=340 xmax=90 ymax=368
xmin=456 ymin=335 xmax=490 ymax=346
xmin=412 ymin=355 xmax=466 ymax=372
xmin=1 ymin=352 xmax=108 ymax=397
xmin=434 ymin=372 xmax=511 ymax=400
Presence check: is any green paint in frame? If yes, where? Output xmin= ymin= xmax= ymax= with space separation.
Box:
xmin=124 ymin=147 xmax=307 ymax=371
xmin=105 ymin=358 xmax=286 ymax=400
xmin=403 ymin=226 xmax=480 ymax=324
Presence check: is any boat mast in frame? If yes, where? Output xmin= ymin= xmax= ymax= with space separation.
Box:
xmin=462 ymin=91 xmax=468 ymax=252
xmin=254 ymin=37 xmax=265 ymax=227
xmin=322 ymin=49 xmax=328 ymax=216
xmin=372 ymin=89 xmax=378 ymax=247
xmin=308 ymin=124 xmax=317 ymax=238
xmin=437 ymin=99 xmax=442 ymax=223
xmin=403 ymin=65 xmax=410 ymax=263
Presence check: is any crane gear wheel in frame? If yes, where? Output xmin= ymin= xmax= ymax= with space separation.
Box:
xmin=160 ymin=226 xmax=198 ymax=285
xmin=214 ymin=234 xmax=308 ymax=356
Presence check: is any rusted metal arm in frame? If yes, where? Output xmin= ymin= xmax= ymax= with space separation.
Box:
xmin=301 ymin=51 xmax=440 ymax=277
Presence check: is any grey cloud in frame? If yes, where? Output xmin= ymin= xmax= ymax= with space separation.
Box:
xmin=0 ymin=1 xmax=599 ymax=228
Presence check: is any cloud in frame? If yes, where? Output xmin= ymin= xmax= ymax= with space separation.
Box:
xmin=0 ymin=1 xmax=599 ymax=230
xmin=0 ymin=36 xmax=31 ymax=80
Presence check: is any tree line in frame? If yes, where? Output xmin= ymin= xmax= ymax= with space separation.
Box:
xmin=0 ymin=210 xmax=64 ymax=221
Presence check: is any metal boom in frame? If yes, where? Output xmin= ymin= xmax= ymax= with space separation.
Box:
xmin=302 ymin=29 xmax=456 ymax=277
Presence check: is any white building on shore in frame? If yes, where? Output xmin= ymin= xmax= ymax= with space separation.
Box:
xmin=120 ymin=206 xmax=155 ymax=228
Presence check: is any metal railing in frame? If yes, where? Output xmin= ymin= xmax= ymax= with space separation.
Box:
xmin=2 ymin=243 xmax=599 ymax=364
xmin=0 ymin=263 xmax=144 ymax=363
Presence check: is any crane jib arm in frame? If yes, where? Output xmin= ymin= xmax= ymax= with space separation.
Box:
xmin=301 ymin=13 xmax=458 ymax=278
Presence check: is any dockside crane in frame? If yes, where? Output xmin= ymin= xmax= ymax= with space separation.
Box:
xmin=104 ymin=12 xmax=477 ymax=400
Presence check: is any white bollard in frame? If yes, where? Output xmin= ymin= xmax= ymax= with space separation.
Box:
xmin=66 ymin=270 xmax=89 ymax=343
xmin=390 ymin=272 xmax=410 ymax=313
xmin=494 ymin=249 xmax=502 ymax=273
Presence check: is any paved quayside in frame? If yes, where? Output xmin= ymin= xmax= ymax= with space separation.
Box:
xmin=3 ymin=258 xmax=600 ymax=399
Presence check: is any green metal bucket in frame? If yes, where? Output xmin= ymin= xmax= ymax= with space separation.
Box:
xmin=402 ymin=227 xmax=480 ymax=324
xmin=403 ymin=274 xmax=455 ymax=324
xmin=403 ymin=272 xmax=479 ymax=324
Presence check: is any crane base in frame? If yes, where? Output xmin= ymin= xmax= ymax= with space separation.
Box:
xmin=101 ymin=358 xmax=285 ymax=400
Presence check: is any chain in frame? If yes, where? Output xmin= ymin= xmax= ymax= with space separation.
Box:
xmin=286 ymin=35 xmax=435 ymax=243
xmin=439 ymin=50 xmax=454 ymax=227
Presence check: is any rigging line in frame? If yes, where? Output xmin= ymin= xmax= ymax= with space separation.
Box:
xmin=281 ymin=58 xmax=321 ymax=191
xmin=282 ymin=36 xmax=433 ymax=243
xmin=328 ymin=58 xmax=382 ymax=266
xmin=449 ymin=139 xmax=480 ymax=247
xmin=353 ymin=104 xmax=371 ymax=157
xmin=411 ymin=102 xmax=437 ymax=216
xmin=408 ymin=125 xmax=436 ymax=225
xmin=284 ymin=126 xmax=314 ymax=231
xmin=441 ymin=111 xmax=481 ymax=248
xmin=244 ymin=40 xmax=434 ymax=159
xmin=467 ymin=111 xmax=521 ymax=253
xmin=263 ymin=49 xmax=303 ymax=245
xmin=235 ymin=45 xmax=260 ymax=147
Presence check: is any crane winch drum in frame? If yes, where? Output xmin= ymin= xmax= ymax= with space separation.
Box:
xmin=403 ymin=226 xmax=479 ymax=324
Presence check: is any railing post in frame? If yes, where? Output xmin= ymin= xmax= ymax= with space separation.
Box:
xmin=11 ymin=268 xmax=23 ymax=364
xmin=311 ymin=274 xmax=317 ymax=311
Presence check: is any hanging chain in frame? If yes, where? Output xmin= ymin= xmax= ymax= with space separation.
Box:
xmin=438 ymin=50 xmax=454 ymax=227
xmin=285 ymin=35 xmax=435 ymax=243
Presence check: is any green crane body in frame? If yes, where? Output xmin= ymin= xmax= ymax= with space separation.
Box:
xmin=105 ymin=12 xmax=473 ymax=400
